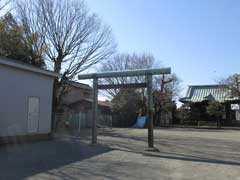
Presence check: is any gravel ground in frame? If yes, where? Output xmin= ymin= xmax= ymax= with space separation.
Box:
xmin=1 ymin=128 xmax=240 ymax=180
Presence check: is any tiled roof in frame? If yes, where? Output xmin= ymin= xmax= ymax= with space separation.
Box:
xmin=98 ymin=100 xmax=112 ymax=107
xmin=67 ymin=80 xmax=92 ymax=90
xmin=180 ymin=85 xmax=240 ymax=103
xmin=69 ymin=98 xmax=112 ymax=108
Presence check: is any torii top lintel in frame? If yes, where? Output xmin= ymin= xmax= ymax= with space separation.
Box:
xmin=78 ymin=68 xmax=171 ymax=80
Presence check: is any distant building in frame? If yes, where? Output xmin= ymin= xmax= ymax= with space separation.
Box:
xmin=0 ymin=57 xmax=59 ymax=143
xmin=58 ymin=81 xmax=112 ymax=129
xmin=180 ymin=85 xmax=240 ymax=125
xmin=61 ymin=81 xmax=111 ymax=114
xmin=61 ymin=81 xmax=93 ymax=112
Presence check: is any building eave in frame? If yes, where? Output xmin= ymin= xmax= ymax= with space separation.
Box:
xmin=67 ymin=80 xmax=92 ymax=90
xmin=0 ymin=57 xmax=60 ymax=78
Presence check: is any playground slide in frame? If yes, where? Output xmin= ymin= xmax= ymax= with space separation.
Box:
xmin=132 ymin=116 xmax=147 ymax=128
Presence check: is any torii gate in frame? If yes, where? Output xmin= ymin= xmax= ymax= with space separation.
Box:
xmin=78 ymin=68 xmax=171 ymax=148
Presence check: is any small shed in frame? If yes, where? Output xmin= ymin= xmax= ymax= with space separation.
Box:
xmin=0 ymin=57 xmax=59 ymax=143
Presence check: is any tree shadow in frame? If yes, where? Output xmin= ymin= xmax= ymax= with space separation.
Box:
xmin=0 ymin=138 xmax=112 ymax=180
xmin=111 ymin=144 xmax=240 ymax=167
xmin=142 ymin=153 xmax=240 ymax=166
xmin=98 ymin=129 xmax=148 ymax=142
xmin=98 ymin=129 xmax=240 ymax=164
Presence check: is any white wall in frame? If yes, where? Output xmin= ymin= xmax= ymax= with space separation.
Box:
xmin=0 ymin=64 xmax=54 ymax=137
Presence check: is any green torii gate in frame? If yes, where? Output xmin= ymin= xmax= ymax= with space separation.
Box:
xmin=78 ymin=68 xmax=171 ymax=148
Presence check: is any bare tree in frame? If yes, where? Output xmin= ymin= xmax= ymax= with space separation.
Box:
xmin=99 ymin=53 xmax=181 ymax=123
xmin=16 ymin=0 xmax=116 ymax=109
xmin=153 ymin=73 xmax=181 ymax=100
xmin=153 ymin=74 xmax=181 ymax=125
xmin=99 ymin=53 xmax=155 ymax=97
xmin=99 ymin=52 xmax=181 ymax=98
xmin=219 ymin=74 xmax=240 ymax=98
xmin=0 ymin=0 xmax=10 ymax=12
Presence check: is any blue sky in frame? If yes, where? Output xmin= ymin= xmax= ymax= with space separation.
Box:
xmin=87 ymin=0 xmax=240 ymax=96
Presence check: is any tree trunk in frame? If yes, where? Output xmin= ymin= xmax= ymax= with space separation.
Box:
xmin=51 ymin=54 xmax=63 ymax=132
xmin=51 ymin=78 xmax=59 ymax=132
xmin=54 ymin=55 xmax=63 ymax=73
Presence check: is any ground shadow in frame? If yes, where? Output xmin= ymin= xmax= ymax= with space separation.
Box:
xmin=97 ymin=129 xmax=240 ymax=164
xmin=143 ymin=153 xmax=240 ymax=166
xmin=98 ymin=129 xmax=148 ymax=142
xmin=111 ymin=144 xmax=240 ymax=167
xmin=0 ymin=138 xmax=111 ymax=180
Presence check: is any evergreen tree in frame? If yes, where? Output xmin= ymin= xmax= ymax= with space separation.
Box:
xmin=0 ymin=13 xmax=45 ymax=67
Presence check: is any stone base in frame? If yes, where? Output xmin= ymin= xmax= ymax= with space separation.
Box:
xmin=0 ymin=133 xmax=52 ymax=145
xmin=145 ymin=147 xmax=160 ymax=152
xmin=89 ymin=142 xmax=99 ymax=147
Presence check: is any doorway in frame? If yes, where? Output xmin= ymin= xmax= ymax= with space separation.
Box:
xmin=27 ymin=97 xmax=40 ymax=133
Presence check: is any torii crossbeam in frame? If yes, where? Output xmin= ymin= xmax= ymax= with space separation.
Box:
xmin=78 ymin=68 xmax=171 ymax=148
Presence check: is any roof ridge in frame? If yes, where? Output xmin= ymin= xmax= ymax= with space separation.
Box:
xmin=180 ymin=84 xmax=239 ymax=103
xmin=189 ymin=84 xmax=227 ymax=88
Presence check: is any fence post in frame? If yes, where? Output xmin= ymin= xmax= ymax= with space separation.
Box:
xmin=78 ymin=112 xmax=81 ymax=133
